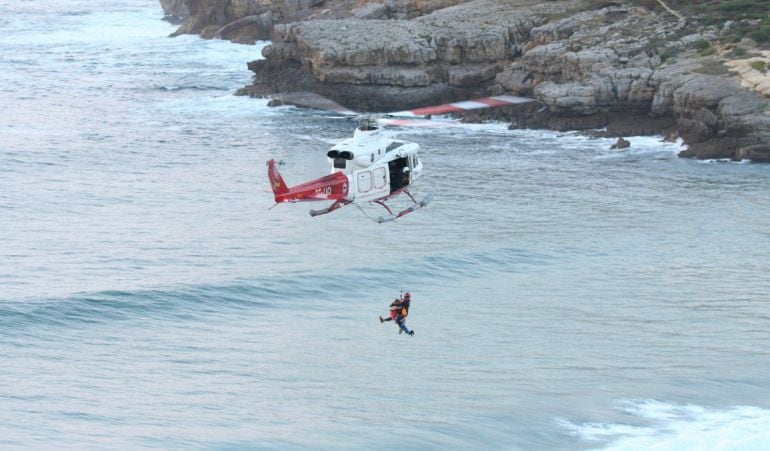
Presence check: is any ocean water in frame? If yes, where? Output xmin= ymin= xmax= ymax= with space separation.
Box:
xmin=2 ymin=1 xmax=770 ymax=449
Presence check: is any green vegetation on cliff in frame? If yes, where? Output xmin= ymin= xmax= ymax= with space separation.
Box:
xmin=637 ymin=0 xmax=770 ymax=44
xmin=709 ymin=0 xmax=770 ymax=44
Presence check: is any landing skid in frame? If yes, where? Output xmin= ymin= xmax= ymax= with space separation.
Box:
xmin=306 ymin=192 xmax=432 ymax=222
xmin=309 ymin=200 xmax=350 ymax=217
xmin=376 ymin=192 xmax=433 ymax=223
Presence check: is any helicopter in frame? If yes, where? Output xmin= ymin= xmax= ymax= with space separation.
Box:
xmin=266 ymin=92 xmax=536 ymax=223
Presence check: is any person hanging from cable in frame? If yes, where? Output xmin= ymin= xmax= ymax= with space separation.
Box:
xmin=379 ymin=292 xmax=413 ymax=336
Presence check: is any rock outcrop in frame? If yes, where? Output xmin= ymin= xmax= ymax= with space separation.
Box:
xmin=490 ymin=3 xmax=770 ymax=161
xmin=166 ymin=0 xmax=770 ymax=162
xmin=611 ymin=137 xmax=630 ymax=150
xmin=160 ymin=0 xmax=189 ymax=23
xmin=167 ymin=0 xmax=470 ymax=44
xmin=236 ymin=0 xmax=568 ymax=110
xmin=169 ymin=0 xmax=283 ymax=44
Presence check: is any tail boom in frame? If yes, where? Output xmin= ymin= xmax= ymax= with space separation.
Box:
xmin=267 ymin=159 xmax=350 ymax=203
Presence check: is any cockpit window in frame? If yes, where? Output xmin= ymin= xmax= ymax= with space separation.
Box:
xmin=386 ymin=142 xmax=403 ymax=152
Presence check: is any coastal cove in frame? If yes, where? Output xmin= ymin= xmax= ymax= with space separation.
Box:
xmin=1 ymin=0 xmax=770 ymax=449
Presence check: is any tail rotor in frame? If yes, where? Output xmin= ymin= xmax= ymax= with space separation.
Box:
xmin=267 ymin=159 xmax=289 ymax=202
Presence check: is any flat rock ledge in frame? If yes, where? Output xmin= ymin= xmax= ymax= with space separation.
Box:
xmin=237 ymin=0 xmax=558 ymax=111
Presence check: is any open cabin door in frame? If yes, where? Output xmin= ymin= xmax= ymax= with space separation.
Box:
xmin=388 ymin=156 xmax=410 ymax=193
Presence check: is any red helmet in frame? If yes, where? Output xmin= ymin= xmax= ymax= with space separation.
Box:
xmin=403 ymin=292 xmax=411 ymax=300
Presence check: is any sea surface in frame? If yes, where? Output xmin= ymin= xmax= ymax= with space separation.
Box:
xmin=1 ymin=1 xmax=770 ymax=449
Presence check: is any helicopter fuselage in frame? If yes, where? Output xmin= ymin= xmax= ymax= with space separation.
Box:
xmin=326 ymin=126 xmax=422 ymax=203
xmin=266 ymin=123 xmax=428 ymax=220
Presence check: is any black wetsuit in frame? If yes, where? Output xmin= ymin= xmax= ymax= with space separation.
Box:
xmin=395 ymin=299 xmax=410 ymax=322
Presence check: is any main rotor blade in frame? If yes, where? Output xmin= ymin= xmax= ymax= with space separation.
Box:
xmin=274 ymin=91 xmax=358 ymax=116
xmin=375 ymin=117 xmax=458 ymax=127
xmin=387 ymin=95 xmax=536 ymax=118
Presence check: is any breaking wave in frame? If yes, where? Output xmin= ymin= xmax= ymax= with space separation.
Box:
xmin=557 ymin=399 xmax=770 ymax=450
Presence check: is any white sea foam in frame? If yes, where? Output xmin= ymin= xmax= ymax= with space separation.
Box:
xmin=698 ymin=158 xmax=753 ymax=164
xmin=160 ymin=93 xmax=273 ymax=116
xmin=558 ymin=399 xmax=770 ymax=450
xmin=404 ymin=122 xmax=684 ymax=154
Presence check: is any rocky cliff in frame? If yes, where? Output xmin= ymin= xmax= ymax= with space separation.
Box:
xmin=168 ymin=0 xmax=770 ymax=162
xmin=167 ymin=0 xmax=468 ymax=43
xmin=238 ymin=0 xmax=563 ymax=111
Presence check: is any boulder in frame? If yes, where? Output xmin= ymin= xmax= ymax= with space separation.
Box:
xmin=353 ymin=2 xmax=388 ymax=19
xmin=216 ymin=11 xmax=274 ymax=44
xmin=735 ymin=144 xmax=770 ymax=163
xmin=535 ymin=81 xmax=597 ymax=115
xmin=611 ymin=137 xmax=630 ymax=149
xmin=494 ymin=66 xmax=534 ymax=95
xmin=160 ymin=0 xmax=189 ymax=23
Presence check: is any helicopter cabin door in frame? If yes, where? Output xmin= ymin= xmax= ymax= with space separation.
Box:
xmin=352 ymin=165 xmax=389 ymax=202
xmin=388 ymin=156 xmax=410 ymax=193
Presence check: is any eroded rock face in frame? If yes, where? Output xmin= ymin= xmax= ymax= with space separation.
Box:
xmin=497 ymin=5 xmax=681 ymax=124
xmin=169 ymin=0 xmax=281 ymax=43
xmin=168 ymin=0 xmax=770 ymax=161
xmin=167 ymin=0 xmax=469 ymax=43
xmin=238 ymin=0 xmax=563 ymax=109
xmin=489 ymin=3 xmax=770 ymax=161
xmin=676 ymin=78 xmax=770 ymax=161
xmin=160 ymin=0 xmax=189 ymax=23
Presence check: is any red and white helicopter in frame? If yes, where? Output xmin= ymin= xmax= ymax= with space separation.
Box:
xmin=267 ymin=92 xmax=535 ymax=222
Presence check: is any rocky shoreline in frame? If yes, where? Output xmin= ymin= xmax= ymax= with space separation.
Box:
xmin=164 ymin=0 xmax=770 ymax=162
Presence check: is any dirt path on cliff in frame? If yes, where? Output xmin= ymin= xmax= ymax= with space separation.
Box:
xmin=655 ymin=0 xmax=685 ymax=21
